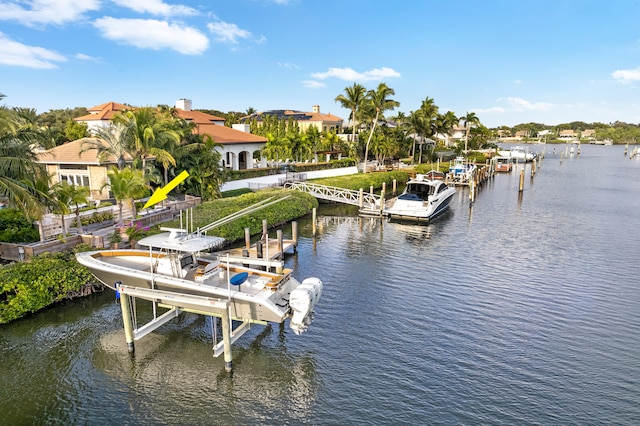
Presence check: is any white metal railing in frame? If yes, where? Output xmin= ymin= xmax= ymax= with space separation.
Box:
xmin=285 ymin=182 xmax=380 ymax=210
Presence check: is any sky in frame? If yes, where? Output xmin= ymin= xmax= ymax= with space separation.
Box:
xmin=2 ymin=0 xmax=640 ymax=128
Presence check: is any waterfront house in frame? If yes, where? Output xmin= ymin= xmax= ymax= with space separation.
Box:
xmin=241 ymin=105 xmax=344 ymax=134
xmin=37 ymin=99 xmax=269 ymax=203
xmin=74 ymin=99 xmax=268 ymax=172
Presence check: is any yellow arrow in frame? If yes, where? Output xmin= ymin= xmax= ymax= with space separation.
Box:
xmin=143 ymin=170 xmax=190 ymax=210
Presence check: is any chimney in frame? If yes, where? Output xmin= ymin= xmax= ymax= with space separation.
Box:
xmin=176 ymin=99 xmax=192 ymax=111
xmin=312 ymin=105 xmax=320 ymax=113
xmin=232 ymin=124 xmax=251 ymax=133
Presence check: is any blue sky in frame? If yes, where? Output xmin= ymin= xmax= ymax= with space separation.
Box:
xmin=1 ymin=0 xmax=640 ymax=128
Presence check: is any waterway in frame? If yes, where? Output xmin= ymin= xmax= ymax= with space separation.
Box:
xmin=1 ymin=144 xmax=639 ymax=424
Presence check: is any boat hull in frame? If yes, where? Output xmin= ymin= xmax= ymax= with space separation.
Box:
xmin=76 ymin=250 xmax=299 ymax=324
xmin=386 ymin=188 xmax=455 ymax=222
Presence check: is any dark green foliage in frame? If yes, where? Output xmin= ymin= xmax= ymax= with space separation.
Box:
xmin=73 ymin=211 xmax=114 ymax=227
xmin=37 ymin=107 xmax=88 ymax=145
xmin=0 ymin=208 xmax=39 ymax=243
xmin=221 ymin=188 xmax=253 ymax=198
xmin=162 ymin=188 xmax=318 ymax=243
xmin=64 ymin=119 xmax=88 ymax=141
xmin=0 ymin=252 xmax=96 ymax=324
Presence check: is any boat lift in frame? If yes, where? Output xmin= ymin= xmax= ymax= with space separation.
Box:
xmin=116 ymin=195 xmax=298 ymax=373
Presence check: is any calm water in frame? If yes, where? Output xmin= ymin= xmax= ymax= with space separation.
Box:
xmin=2 ymin=144 xmax=639 ymax=425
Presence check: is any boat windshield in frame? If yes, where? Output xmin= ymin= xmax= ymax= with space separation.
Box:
xmin=407 ymin=183 xmax=435 ymax=199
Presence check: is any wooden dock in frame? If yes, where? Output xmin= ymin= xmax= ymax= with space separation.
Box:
xmin=217 ymin=221 xmax=298 ymax=273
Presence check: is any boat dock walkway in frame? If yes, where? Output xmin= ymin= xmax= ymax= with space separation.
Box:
xmin=285 ymin=181 xmax=382 ymax=210
xmin=216 ymin=221 xmax=299 ymax=273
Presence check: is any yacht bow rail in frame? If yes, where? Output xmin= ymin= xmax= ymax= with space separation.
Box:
xmin=285 ymin=182 xmax=380 ymax=210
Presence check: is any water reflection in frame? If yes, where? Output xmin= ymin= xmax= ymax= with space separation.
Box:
xmin=90 ymin=312 xmax=319 ymax=424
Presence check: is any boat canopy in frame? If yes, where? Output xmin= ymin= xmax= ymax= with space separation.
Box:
xmin=138 ymin=227 xmax=225 ymax=253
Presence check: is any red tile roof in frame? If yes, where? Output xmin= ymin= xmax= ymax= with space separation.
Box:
xmin=75 ymin=102 xmax=132 ymax=122
xmin=37 ymin=138 xmax=133 ymax=165
xmin=197 ymin=124 xmax=267 ymax=143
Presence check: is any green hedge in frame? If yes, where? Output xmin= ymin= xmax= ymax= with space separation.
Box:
xmin=310 ymin=170 xmax=410 ymax=191
xmin=0 ymin=252 xmax=96 ymax=324
xmin=161 ymin=188 xmax=318 ymax=243
xmin=0 ymin=209 xmax=39 ymax=243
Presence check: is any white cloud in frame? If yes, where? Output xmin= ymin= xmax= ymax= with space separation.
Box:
xmin=93 ymin=17 xmax=209 ymax=55
xmin=505 ymin=97 xmax=553 ymax=111
xmin=612 ymin=67 xmax=640 ymax=84
xmin=207 ymin=20 xmax=252 ymax=44
xmin=110 ymin=0 xmax=198 ymax=17
xmin=278 ymin=62 xmax=300 ymax=70
xmin=0 ymin=0 xmax=100 ymax=26
xmin=75 ymin=52 xmax=101 ymax=62
xmin=0 ymin=31 xmax=66 ymax=68
xmin=302 ymin=80 xmax=325 ymax=89
xmin=311 ymin=66 xmax=401 ymax=82
xmin=473 ymin=106 xmax=506 ymax=114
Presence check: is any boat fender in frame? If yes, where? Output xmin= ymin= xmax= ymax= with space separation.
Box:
xmin=114 ymin=281 xmax=122 ymax=301
xmin=289 ymin=277 xmax=323 ymax=334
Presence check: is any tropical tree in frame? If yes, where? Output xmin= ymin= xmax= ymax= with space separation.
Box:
xmin=0 ymin=95 xmax=53 ymax=220
xmin=419 ymin=97 xmax=440 ymax=139
xmin=113 ymin=107 xmax=179 ymax=174
xmin=362 ymin=83 xmax=400 ymax=173
xmin=335 ymin=83 xmax=366 ymax=147
xmin=103 ymin=166 xmax=147 ymax=226
xmin=176 ymin=134 xmax=225 ymax=201
xmin=52 ymin=181 xmax=90 ymax=234
xmin=81 ymin=122 xmax=132 ymax=169
xmin=407 ymin=109 xmax=425 ymax=162
xmin=64 ymin=119 xmax=88 ymax=141
xmin=461 ymin=111 xmax=481 ymax=153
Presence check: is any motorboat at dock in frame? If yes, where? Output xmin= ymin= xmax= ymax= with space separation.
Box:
xmin=385 ymin=173 xmax=456 ymax=222
xmin=448 ymin=156 xmax=476 ymax=183
xmin=494 ymin=156 xmax=513 ymax=172
xmin=497 ymin=146 xmax=537 ymax=162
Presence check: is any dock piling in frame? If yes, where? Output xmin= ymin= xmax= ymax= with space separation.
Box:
xmin=221 ymin=308 xmax=233 ymax=373
xmin=312 ymin=208 xmax=317 ymax=235
xmin=120 ymin=292 xmax=135 ymax=353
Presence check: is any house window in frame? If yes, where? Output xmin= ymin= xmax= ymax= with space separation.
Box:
xmin=60 ymin=174 xmax=90 ymax=188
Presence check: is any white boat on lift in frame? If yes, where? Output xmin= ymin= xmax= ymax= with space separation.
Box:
xmin=76 ymin=197 xmax=323 ymax=335
xmin=497 ymin=146 xmax=536 ymax=162
xmin=385 ymin=173 xmax=456 ymax=222
xmin=448 ymin=156 xmax=476 ymax=182
xmin=77 ymin=228 xmax=322 ymax=334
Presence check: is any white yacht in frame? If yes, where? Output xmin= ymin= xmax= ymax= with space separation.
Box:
xmin=385 ymin=173 xmax=456 ymax=222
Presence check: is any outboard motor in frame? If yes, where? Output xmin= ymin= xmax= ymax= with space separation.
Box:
xmin=289 ymin=277 xmax=323 ymax=334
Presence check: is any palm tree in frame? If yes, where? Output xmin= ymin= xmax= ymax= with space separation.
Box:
xmin=113 ymin=108 xmax=179 ymax=174
xmin=177 ymin=134 xmax=225 ymax=200
xmin=103 ymin=166 xmax=147 ymax=226
xmin=407 ymin=110 xmax=425 ymax=162
xmin=362 ymin=83 xmax=400 ymax=173
xmin=462 ymin=111 xmax=481 ymax=153
xmin=433 ymin=111 xmax=459 ymax=147
xmin=0 ymin=97 xmax=52 ymax=219
xmin=335 ymin=83 xmax=366 ymax=147
xmin=81 ymin=122 xmax=132 ymax=169
xmin=52 ymin=181 xmax=90 ymax=234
